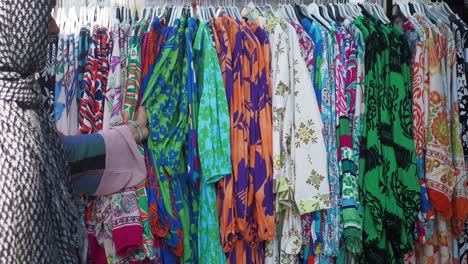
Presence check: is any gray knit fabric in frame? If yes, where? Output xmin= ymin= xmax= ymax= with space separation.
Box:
xmin=0 ymin=0 xmax=81 ymax=262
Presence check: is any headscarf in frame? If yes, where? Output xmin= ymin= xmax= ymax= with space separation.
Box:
xmin=0 ymin=0 xmax=51 ymax=105
xmin=0 ymin=1 xmax=82 ymax=263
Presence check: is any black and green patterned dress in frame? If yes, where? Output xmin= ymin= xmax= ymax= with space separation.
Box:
xmin=353 ymin=16 xmax=422 ymax=264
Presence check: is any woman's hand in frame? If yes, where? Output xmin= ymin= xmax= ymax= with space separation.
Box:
xmin=125 ymin=106 xmax=149 ymax=144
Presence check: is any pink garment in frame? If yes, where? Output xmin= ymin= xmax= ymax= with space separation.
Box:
xmin=88 ymin=234 xmax=108 ymax=264
xmin=96 ymin=125 xmax=147 ymax=196
xmin=110 ymin=189 xmax=143 ymax=257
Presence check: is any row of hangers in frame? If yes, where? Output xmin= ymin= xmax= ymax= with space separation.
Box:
xmin=394 ymin=0 xmax=460 ymax=25
xmin=59 ymin=0 xmax=457 ymax=34
xmin=54 ymin=0 xmax=390 ymax=31
xmin=55 ymin=0 xmax=139 ymax=33
xmin=238 ymin=0 xmax=390 ymax=28
xmin=140 ymin=0 xmax=390 ymax=26
xmin=140 ymin=0 xmax=196 ymax=27
xmin=140 ymin=0 xmax=242 ymax=25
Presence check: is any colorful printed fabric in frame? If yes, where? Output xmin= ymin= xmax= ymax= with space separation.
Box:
xmin=259 ymin=15 xmax=329 ymax=263
xmin=415 ymin=213 xmax=455 ymax=264
xmin=414 ymin=20 xmax=467 ymax=264
xmin=289 ymin=19 xmax=315 ymax=73
xmin=398 ymin=17 xmax=435 ymax=245
xmin=77 ymin=27 xmax=90 ymax=102
xmin=124 ymin=22 xmax=147 ymax=122
xmin=414 ymin=15 xmax=456 ymax=221
xmin=119 ymin=23 xmax=131 ymax=108
xmin=143 ymin=18 xmax=197 ymax=263
xmin=79 ymin=26 xmax=112 ymax=134
xmin=294 ymin=17 xmax=324 ymax=251
xmin=213 ymin=15 xmax=274 ymax=264
xmin=141 ymin=18 xmax=166 ymax=107
xmin=248 ymin=19 xmax=275 ymax=243
xmin=103 ymin=21 xmax=124 ymax=129
xmin=307 ymin=27 xmax=338 ymax=262
xmin=454 ymin=22 xmax=468 ymax=162
xmin=354 ymin=16 xmax=421 ymax=263
xmin=193 ymin=21 xmax=231 ymax=264
xmin=144 ymin=20 xmax=174 ymax=249
xmin=37 ymin=38 xmax=57 ymax=123
xmin=340 ymin=19 xmax=362 ymax=255
xmin=55 ymin=34 xmax=79 ymax=135
xmin=454 ymin=21 xmax=468 ymax=264
xmin=261 ymin=18 xmax=300 ymax=264
xmin=186 ymin=17 xmax=201 ymax=184
xmin=211 ymin=17 xmax=236 ymax=253
xmin=181 ymin=17 xmax=199 ymax=262
xmin=459 ymin=218 xmax=468 ymax=263
xmin=143 ymin=22 xmax=178 ymax=262
xmin=319 ymin=24 xmax=341 ymax=259
xmin=281 ymin=19 xmax=328 ymax=218
xmin=134 ymin=181 xmax=157 ymax=261
xmin=321 ymin=22 xmax=358 ymax=259
xmin=302 ymin=19 xmax=334 ymax=257
xmin=302 ymin=18 xmax=325 ymax=106
xmin=67 ymin=34 xmax=79 ymax=135
xmin=439 ymin=21 xmax=468 ymax=235
xmin=88 ymin=188 xmax=143 ymax=264
xmin=55 ymin=35 xmax=66 ymax=132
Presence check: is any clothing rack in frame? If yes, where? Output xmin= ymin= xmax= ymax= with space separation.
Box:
xmin=41 ymin=1 xmax=468 ymax=263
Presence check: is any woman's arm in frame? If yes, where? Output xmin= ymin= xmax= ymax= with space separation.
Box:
xmin=62 ymin=107 xmax=149 ymax=196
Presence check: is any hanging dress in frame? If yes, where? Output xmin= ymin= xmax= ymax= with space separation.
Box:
xmin=194 ymin=21 xmax=231 ymax=264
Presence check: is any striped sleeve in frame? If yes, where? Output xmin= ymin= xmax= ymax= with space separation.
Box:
xmin=61 ymin=125 xmax=147 ymax=196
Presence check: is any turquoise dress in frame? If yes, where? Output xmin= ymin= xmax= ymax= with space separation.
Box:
xmin=194 ymin=21 xmax=232 ymax=264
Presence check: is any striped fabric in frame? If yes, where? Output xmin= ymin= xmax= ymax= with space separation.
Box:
xmin=124 ymin=23 xmax=147 ymax=121
xmin=79 ymin=26 xmax=113 ymax=134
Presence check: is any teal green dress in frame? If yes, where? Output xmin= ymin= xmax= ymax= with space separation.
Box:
xmin=194 ymin=21 xmax=232 ymax=264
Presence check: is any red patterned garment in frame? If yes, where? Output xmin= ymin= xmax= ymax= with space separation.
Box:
xmin=79 ymin=26 xmax=112 ymax=134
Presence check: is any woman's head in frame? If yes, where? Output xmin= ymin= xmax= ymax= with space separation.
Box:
xmin=0 ymin=0 xmax=52 ymax=77
xmin=49 ymin=0 xmax=60 ymax=39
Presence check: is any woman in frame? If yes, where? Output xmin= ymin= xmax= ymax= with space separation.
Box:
xmin=0 ymin=0 xmax=148 ymax=262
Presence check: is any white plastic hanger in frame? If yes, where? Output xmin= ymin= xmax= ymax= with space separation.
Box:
xmin=338 ymin=4 xmax=352 ymax=20
xmin=320 ymin=4 xmax=334 ymax=23
xmin=278 ymin=4 xmax=290 ymax=20
xmin=98 ymin=6 xmax=103 ymax=27
xmin=372 ymin=3 xmax=389 ymax=23
xmin=70 ymin=5 xmax=79 ymax=33
xmin=307 ymin=2 xmax=331 ymax=29
xmin=397 ymin=1 xmax=410 ymax=18
xmin=281 ymin=4 xmax=295 ymax=21
xmin=349 ymin=3 xmax=361 ymax=18
xmin=141 ymin=7 xmax=147 ymax=22
xmin=170 ymin=4 xmax=182 ymax=26
xmin=432 ymin=1 xmax=450 ymax=22
xmin=159 ymin=0 xmax=168 ymax=21
xmin=233 ymin=6 xmax=242 ymax=20
xmin=80 ymin=1 xmax=87 ymax=26
xmin=288 ymin=4 xmax=300 ymax=22
xmin=440 ymin=0 xmax=454 ymax=16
